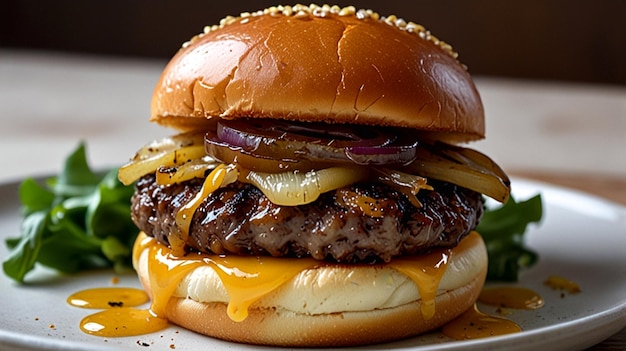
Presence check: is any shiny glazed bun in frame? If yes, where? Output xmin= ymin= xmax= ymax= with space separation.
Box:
xmin=134 ymin=232 xmax=488 ymax=347
xmin=151 ymin=4 xmax=485 ymax=143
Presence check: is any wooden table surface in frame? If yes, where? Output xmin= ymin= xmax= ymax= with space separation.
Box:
xmin=513 ymin=171 xmax=626 ymax=207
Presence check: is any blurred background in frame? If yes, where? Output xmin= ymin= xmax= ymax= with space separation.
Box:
xmin=1 ymin=4 xmax=625 ymax=347
xmin=2 ymin=0 xmax=625 ymax=85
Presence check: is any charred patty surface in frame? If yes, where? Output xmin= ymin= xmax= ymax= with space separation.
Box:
xmin=131 ymin=175 xmax=484 ymax=263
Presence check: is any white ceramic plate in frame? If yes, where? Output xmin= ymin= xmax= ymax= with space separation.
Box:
xmin=0 ymin=178 xmax=625 ymax=351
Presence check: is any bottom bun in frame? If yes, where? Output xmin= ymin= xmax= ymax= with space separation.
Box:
xmin=134 ymin=232 xmax=488 ymax=347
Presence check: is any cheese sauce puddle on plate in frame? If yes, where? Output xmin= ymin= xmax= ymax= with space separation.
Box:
xmin=68 ymin=287 xmax=168 ymax=337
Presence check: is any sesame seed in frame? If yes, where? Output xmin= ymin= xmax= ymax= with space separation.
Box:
xmin=356 ymin=9 xmax=369 ymax=19
xmin=294 ymin=10 xmax=309 ymax=19
xmin=339 ymin=6 xmax=356 ymax=16
xmin=312 ymin=8 xmax=329 ymax=17
xmin=407 ymin=21 xmax=425 ymax=33
xmin=293 ymin=4 xmax=308 ymax=13
xmin=181 ymin=4 xmax=460 ymax=61
xmin=282 ymin=5 xmax=293 ymax=16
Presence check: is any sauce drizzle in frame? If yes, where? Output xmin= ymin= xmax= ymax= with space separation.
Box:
xmin=544 ymin=275 xmax=581 ymax=294
xmin=68 ymin=286 xmax=168 ymax=337
xmin=67 ymin=287 xmax=149 ymax=309
xmin=478 ymin=286 xmax=544 ymax=310
xmin=80 ymin=308 xmax=168 ymax=337
xmin=442 ymin=304 xmax=521 ymax=340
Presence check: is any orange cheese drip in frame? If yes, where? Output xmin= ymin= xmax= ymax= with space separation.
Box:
xmin=442 ymin=304 xmax=521 ymax=340
xmin=172 ymin=164 xmax=236 ymax=256
xmin=479 ymin=286 xmax=544 ymax=310
xmin=544 ymin=275 xmax=581 ymax=294
xmin=388 ymin=250 xmax=449 ymax=320
xmin=204 ymin=255 xmax=322 ymax=322
xmin=67 ymin=287 xmax=149 ymax=309
xmin=139 ymin=235 xmax=320 ymax=322
xmin=388 ymin=231 xmax=480 ymax=320
xmin=68 ymin=283 xmax=168 ymax=337
xmin=79 ymin=308 xmax=168 ymax=337
xmin=145 ymin=241 xmax=204 ymax=317
xmin=135 ymin=232 xmax=474 ymax=323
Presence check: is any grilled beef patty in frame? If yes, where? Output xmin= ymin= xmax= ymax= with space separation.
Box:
xmin=131 ymin=175 xmax=484 ymax=263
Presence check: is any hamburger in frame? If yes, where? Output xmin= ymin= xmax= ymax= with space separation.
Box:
xmin=118 ymin=4 xmax=510 ymax=347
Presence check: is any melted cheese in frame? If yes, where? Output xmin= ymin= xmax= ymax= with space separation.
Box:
xmin=388 ymin=250 xmax=449 ymax=319
xmin=544 ymin=275 xmax=581 ymax=294
xmin=172 ymin=164 xmax=238 ymax=255
xmin=67 ymin=287 xmax=149 ymax=309
xmin=138 ymin=236 xmax=319 ymax=321
xmin=442 ymin=304 xmax=521 ymax=339
xmin=135 ymin=232 xmax=483 ymax=323
xmin=479 ymin=286 xmax=544 ymax=310
xmin=203 ymin=255 xmax=322 ymax=322
xmin=388 ymin=231 xmax=479 ymax=319
xmin=80 ymin=308 xmax=168 ymax=337
xmin=68 ymin=280 xmax=168 ymax=337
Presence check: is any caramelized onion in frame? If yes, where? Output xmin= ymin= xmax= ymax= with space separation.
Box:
xmin=155 ymin=156 xmax=218 ymax=186
xmin=336 ymin=189 xmax=387 ymax=217
xmin=118 ymin=131 xmax=206 ymax=185
xmin=404 ymin=143 xmax=510 ymax=203
xmin=373 ymin=168 xmax=433 ymax=207
xmin=242 ymin=166 xmax=368 ymax=206
xmin=120 ymin=119 xmax=509 ymax=204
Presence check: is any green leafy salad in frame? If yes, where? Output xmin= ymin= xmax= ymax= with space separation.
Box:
xmin=3 ymin=144 xmax=543 ymax=283
xmin=3 ymin=144 xmax=136 ymax=283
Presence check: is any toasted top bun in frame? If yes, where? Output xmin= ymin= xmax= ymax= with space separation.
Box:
xmin=151 ymin=4 xmax=485 ymax=143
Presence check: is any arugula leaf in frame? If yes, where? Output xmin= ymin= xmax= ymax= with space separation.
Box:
xmin=2 ymin=143 xmax=137 ymax=283
xmin=3 ymin=211 xmax=48 ymax=282
xmin=477 ymin=194 xmax=543 ymax=281
xmin=19 ymin=178 xmax=55 ymax=215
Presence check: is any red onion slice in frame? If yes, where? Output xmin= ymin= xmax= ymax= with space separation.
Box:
xmin=205 ymin=118 xmax=511 ymax=202
xmin=216 ymin=119 xmax=416 ymax=166
xmin=345 ymin=137 xmax=419 ymax=165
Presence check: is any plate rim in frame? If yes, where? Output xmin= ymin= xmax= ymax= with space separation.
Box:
xmin=0 ymin=176 xmax=625 ymax=351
